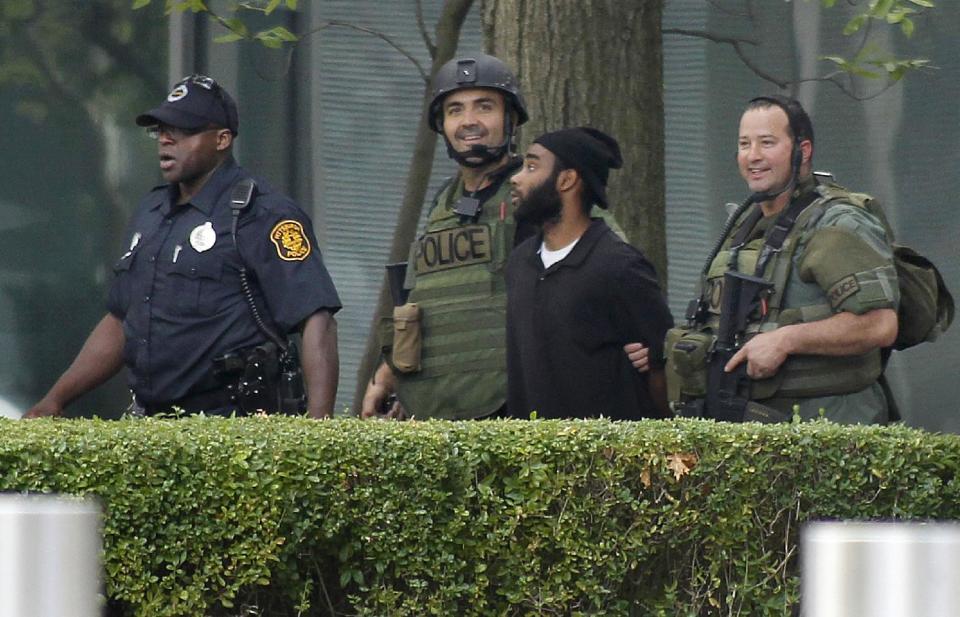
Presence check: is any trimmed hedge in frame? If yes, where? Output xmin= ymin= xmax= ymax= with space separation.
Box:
xmin=1 ymin=417 xmax=958 ymax=616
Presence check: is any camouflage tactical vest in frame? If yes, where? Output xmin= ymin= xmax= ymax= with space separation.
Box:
xmin=667 ymin=181 xmax=889 ymax=403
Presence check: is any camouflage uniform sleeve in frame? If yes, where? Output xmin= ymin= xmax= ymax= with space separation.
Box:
xmin=797 ymin=203 xmax=899 ymax=314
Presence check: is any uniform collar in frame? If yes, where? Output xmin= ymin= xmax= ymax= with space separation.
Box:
xmin=150 ymin=156 xmax=242 ymax=216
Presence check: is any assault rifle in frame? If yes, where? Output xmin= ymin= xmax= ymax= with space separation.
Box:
xmin=705 ymin=270 xmax=772 ymax=422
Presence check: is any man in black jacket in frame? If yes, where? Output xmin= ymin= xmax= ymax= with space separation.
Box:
xmin=506 ymin=127 xmax=674 ymax=419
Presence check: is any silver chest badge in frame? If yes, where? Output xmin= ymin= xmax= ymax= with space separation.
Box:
xmin=189 ymin=222 xmax=217 ymax=253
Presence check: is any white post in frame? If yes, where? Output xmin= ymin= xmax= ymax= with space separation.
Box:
xmin=0 ymin=495 xmax=102 ymax=617
xmin=803 ymin=521 xmax=960 ymax=617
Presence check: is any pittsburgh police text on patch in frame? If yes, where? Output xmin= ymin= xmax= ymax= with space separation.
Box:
xmin=270 ymin=220 xmax=312 ymax=261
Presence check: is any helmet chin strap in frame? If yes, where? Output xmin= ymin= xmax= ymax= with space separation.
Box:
xmin=447 ymin=141 xmax=508 ymax=168
xmin=445 ymin=113 xmax=515 ymax=169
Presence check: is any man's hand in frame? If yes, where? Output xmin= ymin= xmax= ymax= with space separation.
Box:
xmin=623 ymin=342 xmax=651 ymax=373
xmin=724 ymin=309 xmax=897 ymax=380
xmin=23 ymin=399 xmax=63 ymax=419
xmin=360 ymin=363 xmax=405 ymax=420
xmin=724 ymin=329 xmax=790 ymax=380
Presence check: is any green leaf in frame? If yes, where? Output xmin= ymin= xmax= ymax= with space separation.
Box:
xmin=214 ymin=32 xmax=245 ymax=43
xmin=271 ymin=26 xmax=298 ymax=42
xmin=132 ymin=0 xmax=152 ymax=9
xmin=820 ymin=55 xmax=848 ymax=67
xmin=257 ymin=36 xmax=283 ymax=49
xmin=821 ymin=0 xmax=837 ymax=8
xmin=286 ymin=0 xmax=298 ymax=9
xmin=265 ymin=0 xmax=282 ymax=14
xmin=908 ymin=0 xmax=934 ymax=7
xmin=253 ymin=26 xmax=299 ymax=49
xmin=870 ymin=0 xmax=896 ymax=19
xmin=848 ymin=65 xmax=882 ymax=79
xmin=843 ymin=14 xmax=867 ymax=35
xmin=900 ymin=17 xmax=915 ymax=37
xmin=223 ymin=17 xmax=248 ymax=37
xmin=170 ymin=0 xmax=207 ymax=12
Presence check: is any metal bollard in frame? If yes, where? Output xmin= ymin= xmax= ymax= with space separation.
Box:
xmin=803 ymin=521 xmax=960 ymax=617
xmin=0 ymin=495 xmax=102 ymax=617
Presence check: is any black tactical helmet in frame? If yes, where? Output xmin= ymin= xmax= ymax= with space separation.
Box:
xmin=428 ymin=53 xmax=529 ymax=167
xmin=428 ymin=53 xmax=529 ymax=133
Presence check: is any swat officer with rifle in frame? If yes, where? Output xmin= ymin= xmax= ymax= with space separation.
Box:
xmin=666 ymin=95 xmax=912 ymax=424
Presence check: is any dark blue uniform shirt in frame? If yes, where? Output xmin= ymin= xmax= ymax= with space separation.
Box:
xmin=107 ymin=157 xmax=341 ymax=404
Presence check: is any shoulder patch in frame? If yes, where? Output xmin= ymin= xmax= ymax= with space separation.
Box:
xmin=270 ymin=220 xmax=312 ymax=261
xmin=827 ymin=274 xmax=860 ymax=309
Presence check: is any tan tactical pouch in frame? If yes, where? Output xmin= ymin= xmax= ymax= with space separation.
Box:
xmin=391 ymin=303 xmax=422 ymax=373
xmin=664 ymin=327 xmax=714 ymax=402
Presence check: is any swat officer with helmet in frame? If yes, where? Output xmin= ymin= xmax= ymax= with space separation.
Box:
xmin=666 ymin=95 xmax=899 ymax=424
xmin=360 ymin=53 xmax=528 ymax=420
xmin=361 ymin=53 xmax=649 ymax=420
xmin=26 ymin=75 xmax=341 ymax=419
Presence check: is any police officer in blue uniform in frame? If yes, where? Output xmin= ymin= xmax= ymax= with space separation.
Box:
xmin=26 ymin=75 xmax=341 ymax=418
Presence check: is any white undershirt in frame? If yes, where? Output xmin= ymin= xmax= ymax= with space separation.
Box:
xmin=539 ymin=237 xmax=580 ymax=269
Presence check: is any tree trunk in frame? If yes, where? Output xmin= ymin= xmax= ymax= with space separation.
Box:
xmin=352 ymin=0 xmax=475 ymax=412
xmin=482 ymin=0 xmax=666 ymax=279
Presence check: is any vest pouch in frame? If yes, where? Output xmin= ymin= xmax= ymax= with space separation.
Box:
xmin=665 ymin=327 xmax=714 ymax=401
xmin=391 ymin=303 xmax=422 ymax=373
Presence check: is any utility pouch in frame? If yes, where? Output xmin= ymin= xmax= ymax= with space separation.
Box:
xmin=891 ymin=244 xmax=954 ymax=350
xmin=665 ymin=327 xmax=714 ymax=402
xmin=391 ymin=302 xmax=422 ymax=373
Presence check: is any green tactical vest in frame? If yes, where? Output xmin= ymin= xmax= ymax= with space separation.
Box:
xmin=684 ymin=182 xmax=886 ymax=401
xmin=390 ymin=174 xmax=515 ymax=419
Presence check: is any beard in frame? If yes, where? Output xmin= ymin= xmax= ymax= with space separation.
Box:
xmin=514 ymin=168 xmax=562 ymax=226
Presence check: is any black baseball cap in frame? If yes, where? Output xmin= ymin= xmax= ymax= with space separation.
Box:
xmin=135 ymin=74 xmax=239 ymax=135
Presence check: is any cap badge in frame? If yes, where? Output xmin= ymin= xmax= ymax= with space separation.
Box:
xmin=270 ymin=220 xmax=311 ymax=261
xmin=189 ymin=222 xmax=217 ymax=253
xmin=167 ymin=84 xmax=188 ymax=103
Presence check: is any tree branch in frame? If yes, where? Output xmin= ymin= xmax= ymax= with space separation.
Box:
xmin=664 ymin=25 xmax=897 ymax=98
xmin=305 ymin=21 xmax=429 ymax=82
xmin=663 ymin=28 xmax=787 ymax=88
xmin=415 ymin=0 xmax=437 ymax=60
xmin=203 ymin=6 xmax=431 ymax=82
xmin=730 ymin=40 xmax=789 ymax=89
xmin=662 ymin=28 xmax=757 ymax=47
